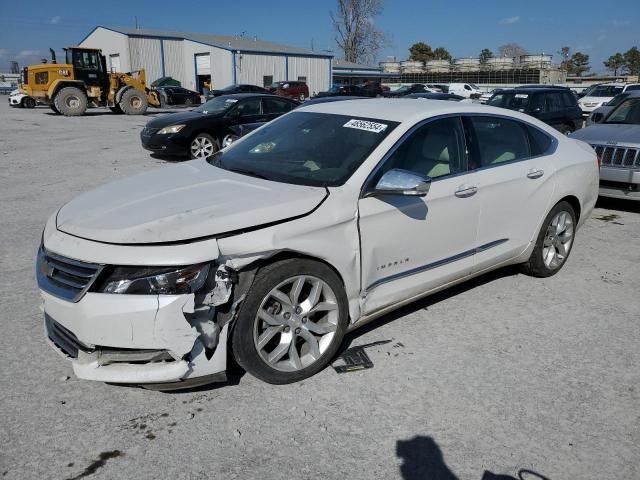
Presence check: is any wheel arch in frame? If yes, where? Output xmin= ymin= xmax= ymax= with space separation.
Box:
xmin=48 ymin=80 xmax=86 ymax=99
xmin=557 ymin=194 xmax=581 ymax=223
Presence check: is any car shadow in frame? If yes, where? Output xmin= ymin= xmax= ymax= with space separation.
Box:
xmin=149 ymin=153 xmax=187 ymax=162
xmin=595 ymin=196 xmax=640 ymax=214
xmin=340 ymin=265 xmax=521 ymax=353
xmin=396 ymin=435 xmax=550 ymax=480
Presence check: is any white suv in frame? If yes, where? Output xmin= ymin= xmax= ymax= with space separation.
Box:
xmin=38 ymin=100 xmax=599 ymax=389
xmin=578 ymin=83 xmax=640 ymax=116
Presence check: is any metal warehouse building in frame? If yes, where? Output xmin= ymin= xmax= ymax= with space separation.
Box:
xmin=79 ymin=26 xmax=333 ymax=95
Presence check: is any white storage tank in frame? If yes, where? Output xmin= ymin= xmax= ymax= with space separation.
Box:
xmin=425 ymin=59 xmax=451 ymax=72
xmin=519 ymin=54 xmax=553 ymax=69
xmin=400 ymin=60 xmax=425 ymax=73
xmin=453 ymin=58 xmax=480 ymax=71
xmin=485 ymin=57 xmax=515 ymax=70
xmin=380 ymin=61 xmax=401 ymax=73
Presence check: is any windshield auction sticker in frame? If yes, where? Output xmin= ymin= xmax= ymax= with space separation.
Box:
xmin=343 ymin=119 xmax=388 ymax=133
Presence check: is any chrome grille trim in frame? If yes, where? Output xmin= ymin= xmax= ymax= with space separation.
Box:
xmin=36 ymin=247 xmax=104 ymax=302
xmin=590 ymin=144 xmax=640 ymax=168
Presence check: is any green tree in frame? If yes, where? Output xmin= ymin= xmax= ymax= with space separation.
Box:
xmin=623 ymin=46 xmax=640 ymax=75
xmin=604 ymin=53 xmax=625 ymax=75
xmin=558 ymin=46 xmax=572 ymax=72
xmin=570 ymin=52 xmax=590 ymax=76
xmin=479 ymin=48 xmax=493 ymax=63
xmin=409 ymin=42 xmax=434 ymax=63
xmin=432 ymin=47 xmax=451 ymax=61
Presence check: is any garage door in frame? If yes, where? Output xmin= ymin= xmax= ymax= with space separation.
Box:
xmin=109 ymin=54 xmax=121 ymax=73
xmin=195 ymin=53 xmax=211 ymax=75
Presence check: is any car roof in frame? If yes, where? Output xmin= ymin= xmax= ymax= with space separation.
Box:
xmin=296 ymin=98 xmax=528 ymax=124
xmin=497 ymin=87 xmax=570 ymax=94
xmin=210 ymin=93 xmax=276 ymax=100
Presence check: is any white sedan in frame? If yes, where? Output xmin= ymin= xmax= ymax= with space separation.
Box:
xmin=37 ymin=99 xmax=599 ymax=389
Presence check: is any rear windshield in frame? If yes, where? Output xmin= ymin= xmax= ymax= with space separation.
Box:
xmin=587 ymin=86 xmax=624 ymax=97
xmin=487 ymin=92 xmax=530 ymax=110
xmin=208 ymin=111 xmax=399 ymax=187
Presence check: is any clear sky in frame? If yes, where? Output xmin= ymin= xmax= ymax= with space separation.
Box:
xmin=0 ymin=0 xmax=638 ymax=74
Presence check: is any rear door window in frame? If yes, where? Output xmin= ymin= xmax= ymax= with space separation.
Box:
xmin=468 ymin=116 xmax=531 ymax=167
xmin=263 ymin=98 xmax=294 ymax=114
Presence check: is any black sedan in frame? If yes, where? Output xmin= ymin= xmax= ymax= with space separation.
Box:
xmin=315 ymin=85 xmax=365 ymax=98
xmin=208 ymin=84 xmax=270 ymax=98
xmin=140 ymin=94 xmax=298 ymax=159
xmin=155 ymin=86 xmax=202 ymax=107
xmin=405 ymin=92 xmax=464 ymax=101
xmin=384 ymin=84 xmax=428 ymax=97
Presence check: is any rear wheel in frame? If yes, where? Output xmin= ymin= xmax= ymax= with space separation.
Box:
xmin=231 ymin=259 xmax=348 ymax=384
xmin=184 ymin=98 xmax=193 ymax=107
xmin=298 ymin=93 xmax=306 ymax=101
xmin=557 ymin=124 xmax=574 ymax=135
xmin=522 ymin=201 xmax=576 ymax=277
xmin=189 ymin=133 xmax=218 ymax=159
xmin=119 ymin=88 xmax=148 ymax=115
xmin=54 ymin=87 xmax=87 ymax=116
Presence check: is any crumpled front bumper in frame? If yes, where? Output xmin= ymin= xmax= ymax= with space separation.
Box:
xmin=40 ymin=289 xmax=228 ymax=386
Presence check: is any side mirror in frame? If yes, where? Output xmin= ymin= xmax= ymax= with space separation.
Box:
xmin=592 ymin=112 xmax=604 ymax=123
xmin=370 ymin=169 xmax=431 ymax=197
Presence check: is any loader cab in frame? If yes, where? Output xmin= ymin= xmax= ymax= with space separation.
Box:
xmin=65 ymin=47 xmax=108 ymax=88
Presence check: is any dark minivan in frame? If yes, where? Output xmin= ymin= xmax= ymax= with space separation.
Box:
xmin=488 ymin=87 xmax=583 ymax=134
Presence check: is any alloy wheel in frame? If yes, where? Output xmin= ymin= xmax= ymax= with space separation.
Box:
xmin=253 ymin=275 xmax=339 ymax=372
xmin=542 ymin=210 xmax=574 ymax=269
xmin=190 ymin=136 xmax=215 ymax=158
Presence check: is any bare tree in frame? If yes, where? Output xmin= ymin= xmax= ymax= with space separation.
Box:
xmin=331 ymin=0 xmax=387 ymax=64
xmin=498 ymin=42 xmax=528 ymax=59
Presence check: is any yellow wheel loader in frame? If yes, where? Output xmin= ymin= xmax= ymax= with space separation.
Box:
xmin=20 ymin=47 xmax=160 ymax=116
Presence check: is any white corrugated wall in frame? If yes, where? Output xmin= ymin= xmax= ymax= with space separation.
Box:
xmin=162 ymin=39 xmax=185 ymax=85
xmin=287 ymin=56 xmax=331 ymax=95
xmin=128 ymin=37 xmax=163 ymax=84
xmin=235 ymin=53 xmax=286 ymax=88
xmin=182 ymin=41 xmax=233 ymax=91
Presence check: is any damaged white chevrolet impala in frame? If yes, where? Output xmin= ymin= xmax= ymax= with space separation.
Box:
xmin=37 ymin=99 xmax=599 ymax=389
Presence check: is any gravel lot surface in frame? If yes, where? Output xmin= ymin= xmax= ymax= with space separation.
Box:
xmin=1 ymin=101 xmax=638 ymax=480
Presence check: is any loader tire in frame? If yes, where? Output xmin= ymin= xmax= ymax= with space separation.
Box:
xmin=54 ymin=87 xmax=87 ymax=116
xmin=119 ymin=89 xmax=148 ymax=115
xmin=50 ymin=104 xmax=61 ymax=114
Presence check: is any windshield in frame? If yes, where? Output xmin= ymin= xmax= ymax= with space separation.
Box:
xmin=605 ymin=93 xmax=629 ymax=107
xmin=193 ymin=96 xmax=239 ymax=114
xmin=207 ymin=112 xmax=399 ymax=187
xmin=587 ymin=86 xmax=624 ymax=97
xmin=487 ymin=92 xmax=530 ymax=110
xmin=604 ymin=98 xmax=640 ymax=125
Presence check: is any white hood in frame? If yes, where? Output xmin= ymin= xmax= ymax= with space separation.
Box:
xmin=56 ymin=160 xmax=327 ymax=244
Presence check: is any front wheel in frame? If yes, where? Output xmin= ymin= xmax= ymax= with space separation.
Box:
xmin=54 ymin=87 xmax=87 ymax=116
xmin=557 ymin=124 xmax=574 ymax=136
xmin=522 ymin=201 xmax=576 ymax=277
xmin=24 ymin=97 xmax=36 ymax=108
xmin=231 ymin=259 xmax=348 ymax=384
xmin=189 ymin=133 xmax=218 ymax=159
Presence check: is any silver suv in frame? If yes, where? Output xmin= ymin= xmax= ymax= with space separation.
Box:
xmin=572 ymin=92 xmax=640 ymax=200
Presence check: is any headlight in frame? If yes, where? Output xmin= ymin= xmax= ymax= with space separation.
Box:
xmin=98 ymin=263 xmax=210 ymax=294
xmin=157 ymin=124 xmax=186 ymax=135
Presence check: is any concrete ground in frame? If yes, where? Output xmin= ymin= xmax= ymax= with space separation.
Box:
xmin=0 ymin=101 xmax=638 ymax=480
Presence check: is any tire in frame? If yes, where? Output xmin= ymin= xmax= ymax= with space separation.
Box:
xmin=557 ymin=124 xmax=574 ymax=136
xmin=521 ymin=201 xmax=577 ymax=278
xmin=24 ymin=97 xmax=36 ymax=108
xmin=54 ymin=87 xmax=87 ymax=116
xmin=109 ymin=104 xmax=124 ymax=114
xmin=222 ymin=134 xmax=238 ymax=148
xmin=298 ymin=93 xmax=306 ymax=101
xmin=119 ymin=88 xmax=148 ymax=115
xmin=189 ymin=133 xmax=219 ymax=159
xmin=49 ymin=103 xmax=61 ymax=114
xmin=231 ymin=259 xmax=348 ymax=384
xmin=184 ymin=98 xmax=193 ymax=107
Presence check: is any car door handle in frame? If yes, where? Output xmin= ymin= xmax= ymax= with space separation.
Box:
xmin=454 ymin=185 xmax=478 ymax=198
xmin=527 ymin=168 xmax=544 ymax=179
